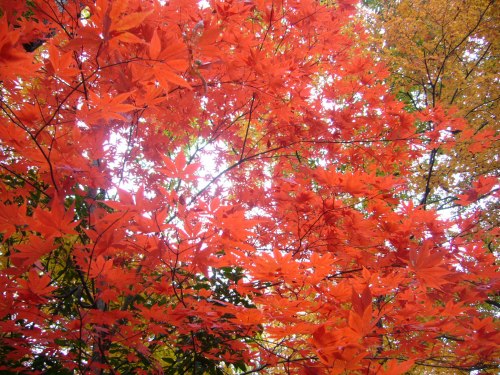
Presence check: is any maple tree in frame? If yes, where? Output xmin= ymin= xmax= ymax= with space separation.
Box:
xmin=0 ymin=0 xmax=498 ymax=374
xmin=357 ymin=4 xmax=500 ymax=371
xmin=361 ymin=0 xmax=499 ymax=219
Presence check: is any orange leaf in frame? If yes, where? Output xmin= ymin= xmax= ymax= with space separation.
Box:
xmin=113 ymin=32 xmax=144 ymax=44
xmin=89 ymin=256 xmax=114 ymax=279
xmin=149 ymin=28 xmax=161 ymax=60
xmin=111 ymin=10 xmax=153 ymax=32
xmin=11 ymin=236 xmax=53 ymax=270
xmin=154 ymin=66 xmax=192 ymax=89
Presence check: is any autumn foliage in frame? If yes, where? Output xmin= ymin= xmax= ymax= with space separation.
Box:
xmin=0 ymin=0 xmax=498 ymax=374
xmin=362 ymin=0 xmax=499 ymax=220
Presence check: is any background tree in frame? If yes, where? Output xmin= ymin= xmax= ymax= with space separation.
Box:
xmin=359 ymin=1 xmax=500 ymax=371
xmin=0 ymin=0 xmax=498 ymax=374
xmin=362 ymin=0 xmax=499 ymax=217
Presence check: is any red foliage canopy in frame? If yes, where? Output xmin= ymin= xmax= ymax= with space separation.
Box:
xmin=0 ymin=0 xmax=498 ymax=373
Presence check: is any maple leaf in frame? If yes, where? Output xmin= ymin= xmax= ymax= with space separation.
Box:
xmin=31 ymin=201 xmax=78 ymax=240
xmin=409 ymin=242 xmax=451 ymax=290
xmin=81 ymin=91 xmax=137 ymax=123
xmin=342 ymin=173 xmax=367 ymax=196
xmin=0 ymin=202 xmax=22 ymax=239
xmin=46 ymin=44 xmax=80 ymax=78
xmin=0 ymin=17 xmax=35 ymax=79
xmin=11 ymin=236 xmax=54 ymax=270
xmin=110 ymin=10 xmax=153 ymax=33
xmin=192 ymin=245 xmax=212 ymax=278
xmin=153 ymin=65 xmax=192 ymax=90
xmin=457 ymin=175 xmax=499 ymax=206
xmin=89 ymin=255 xmax=113 ymax=279
xmin=149 ymin=28 xmax=162 ymax=60
xmin=18 ymin=269 xmax=55 ymax=303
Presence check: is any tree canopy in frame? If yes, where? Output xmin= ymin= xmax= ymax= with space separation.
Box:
xmin=363 ymin=0 xmax=499 ymax=215
xmin=0 ymin=0 xmax=498 ymax=374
